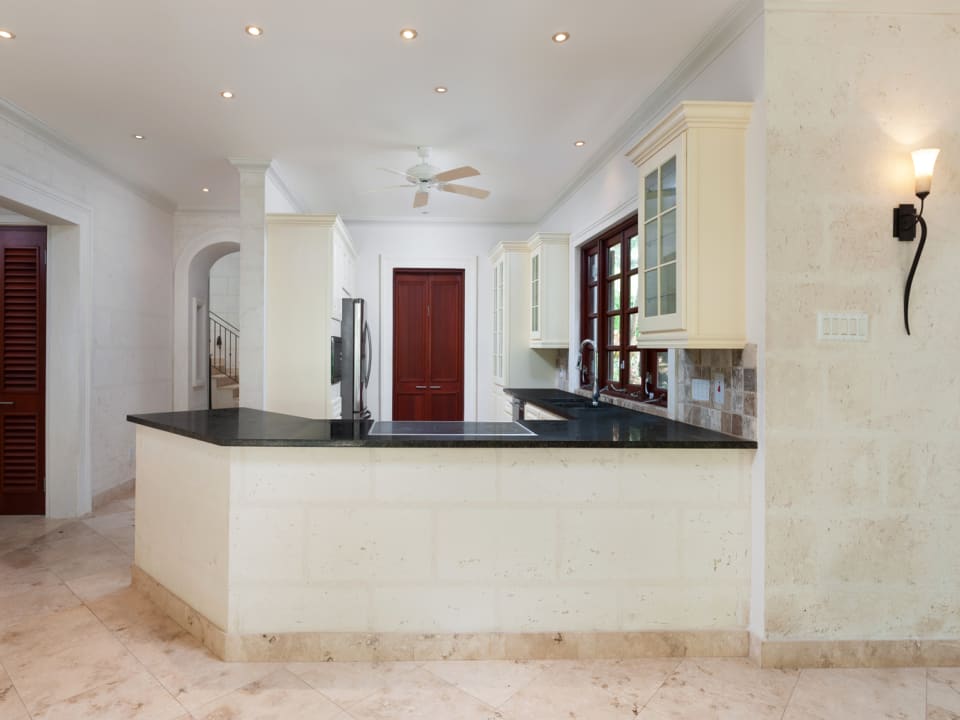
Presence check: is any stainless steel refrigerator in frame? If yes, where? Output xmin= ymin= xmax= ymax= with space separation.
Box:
xmin=340 ymin=298 xmax=372 ymax=419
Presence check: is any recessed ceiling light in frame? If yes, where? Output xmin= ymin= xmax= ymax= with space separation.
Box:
xmin=552 ymin=31 xmax=570 ymax=43
xmin=400 ymin=28 xmax=418 ymax=40
xmin=434 ymin=86 xmax=448 ymax=94
xmin=0 ymin=29 xmax=15 ymax=40
xmin=574 ymin=140 xmax=586 ymax=147
xmin=244 ymin=25 xmax=263 ymax=37
xmin=220 ymin=90 xmax=234 ymax=99
xmin=202 ymin=187 xmax=210 ymax=193
xmin=133 ymin=134 xmax=146 ymax=140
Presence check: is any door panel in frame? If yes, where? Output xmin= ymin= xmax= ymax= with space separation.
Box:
xmin=0 ymin=227 xmax=46 ymax=515
xmin=392 ymin=269 xmax=464 ymax=421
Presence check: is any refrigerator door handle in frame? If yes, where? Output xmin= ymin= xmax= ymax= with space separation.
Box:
xmin=362 ymin=322 xmax=373 ymax=387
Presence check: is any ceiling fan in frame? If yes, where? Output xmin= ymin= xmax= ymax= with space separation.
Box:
xmin=377 ymin=146 xmax=490 ymax=209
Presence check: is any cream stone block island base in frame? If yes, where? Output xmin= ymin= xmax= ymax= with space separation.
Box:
xmin=128 ymin=407 xmax=755 ymax=662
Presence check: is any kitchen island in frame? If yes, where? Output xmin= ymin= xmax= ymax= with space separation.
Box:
xmin=127 ymin=399 xmax=756 ymax=662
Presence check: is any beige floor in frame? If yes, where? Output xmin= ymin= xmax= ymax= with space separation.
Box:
xmin=1 ymin=494 xmax=958 ymax=720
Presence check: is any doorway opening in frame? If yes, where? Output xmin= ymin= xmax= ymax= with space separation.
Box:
xmin=0 ymin=226 xmax=47 ymax=515
xmin=208 ymin=251 xmax=240 ymax=408
xmin=392 ymin=268 xmax=464 ymax=421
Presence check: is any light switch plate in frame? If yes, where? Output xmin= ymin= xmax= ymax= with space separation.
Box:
xmin=692 ymin=378 xmax=710 ymax=402
xmin=817 ymin=312 xmax=868 ymax=341
xmin=713 ymin=373 xmax=725 ymax=405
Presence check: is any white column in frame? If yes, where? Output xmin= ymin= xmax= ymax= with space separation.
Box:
xmin=229 ymin=159 xmax=271 ymax=409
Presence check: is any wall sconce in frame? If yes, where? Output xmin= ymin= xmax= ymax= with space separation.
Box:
xmin=893 ymin=148 xmax=940 ymax=335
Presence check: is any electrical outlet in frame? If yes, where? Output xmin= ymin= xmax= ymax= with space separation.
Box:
xmin=692 ymin=378 xmax=710 ymax=402
xmin=713 ymin=373 xmax=725 ymax=405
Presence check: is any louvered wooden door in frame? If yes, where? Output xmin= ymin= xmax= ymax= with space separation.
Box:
xmin=0 ymin=227 xmax=46 ymax=515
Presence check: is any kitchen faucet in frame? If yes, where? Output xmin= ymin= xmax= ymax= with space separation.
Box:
xmin=579 ymin=338 xmax=600 ymax=407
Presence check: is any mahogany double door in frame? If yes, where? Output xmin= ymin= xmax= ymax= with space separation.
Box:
xmin=392 ymin=269 xmax=464 ymax=421
xmin=0 ymin=227 xmax=46 ymax=515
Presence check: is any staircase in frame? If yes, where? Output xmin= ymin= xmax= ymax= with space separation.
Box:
xmin=209 ymin=312 xmax=239 ymax=409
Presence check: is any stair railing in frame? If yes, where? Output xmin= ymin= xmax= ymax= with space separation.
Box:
xmin=209 ymin=311 xmax=240 ymax=384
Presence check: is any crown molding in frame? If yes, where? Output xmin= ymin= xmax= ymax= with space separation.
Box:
xmin=265 ymin=164 xmax=305 ymax=213
xmin=765 ymin=0 xmax=959 ymax=13
xmin=0 ymin=98 xmax=176 ymax=215
xmin=570 ymin=196 xmax=639 ymax=248
xmin=537 ymin=0 xmax=763 ymax=228
xmin=228 ymin=157 xmax=272 ymax=174
xmin=343 ymin=215 xmax=537 ymax=227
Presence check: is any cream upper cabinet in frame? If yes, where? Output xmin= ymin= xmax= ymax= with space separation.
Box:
xmin=526 ymin=232 xmax=569 ymax=348
xmin=490 ymin=241 xmax=556 ymax=392
xmin=626 ymin=101 xmax=752 ymax=349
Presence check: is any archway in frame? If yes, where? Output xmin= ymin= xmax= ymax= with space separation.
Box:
xmin=173 ymin=229 xmax=240 ymax=410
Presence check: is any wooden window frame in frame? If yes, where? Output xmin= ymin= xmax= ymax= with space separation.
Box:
xmin=579 ymin=215 xmax=667 ymax=405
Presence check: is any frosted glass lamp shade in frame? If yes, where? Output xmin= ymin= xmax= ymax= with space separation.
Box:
xmin=912 ymin=148 xmax=940 ymax=196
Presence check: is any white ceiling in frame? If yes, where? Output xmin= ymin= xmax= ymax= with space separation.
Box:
xmin=0 ymin=0 xmax=744 ymax=222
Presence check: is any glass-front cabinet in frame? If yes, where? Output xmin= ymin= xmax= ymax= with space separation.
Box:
xmin=526 ymin=233 xmax=569 ymax=349
xmin=530 ymin=251 xmax=540 ymax=339
xmin=626 ymin=100 xmax=752 ymax=349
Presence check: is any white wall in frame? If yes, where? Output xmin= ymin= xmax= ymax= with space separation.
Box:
xmin=209 ymin=252 xmax=240 ymax=330
xmin=763 ymin=2 xmax=960 ymax=642
xmin=0 ymin=104 xmax=174 ymax=509
xmin=347 ymin=221 xmax=536 ymax=421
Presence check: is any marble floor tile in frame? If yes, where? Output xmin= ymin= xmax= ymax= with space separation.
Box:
xmin=638 ymin=658 xmax=799 ymax=719
xmin=192 ymin=668 xmax=345 ymax=720
xmin=288 ymin=661 xmax=423 ymax=706
xmin=66 ymin=565 xmax=132 ymax=601
xmin=0 ymin=605 xmax=109 ymax=661
xmin=4 ymin=633 xmax=144 ymax=715
xmin=119 ymin=628 xmax=278 ymax=713
xmin=497 ymin=658 xmax=681 ymax=720
xmin=0 ymin=565 xmax=64 ymax=599
xmin=421 ymin=659 xmax=549 ymax=707
xmin=0 ymin=584 xmax=82 ymax=630
xmin=82 ymin=509 xmax=134 ymax=535
xmin=783 ymin=667 xmax=925 ymax=720
xmin=0 ymin=665 xmax=30 ymax=720
xmin=345 ymin=667 xmax=500 ymax=720
xmin=928 ymin=668 xmax=960 ymax=719
xmin=30 ymin=670 xmax=186 ymax=720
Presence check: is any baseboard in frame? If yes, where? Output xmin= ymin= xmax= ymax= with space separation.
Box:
xmin=131 ymin=565 xmax=748 ymax=663
xmin=752 ymin=635 xmax=960 ymax=668
xmin=92 ymin=478 xmax=135 ymax=509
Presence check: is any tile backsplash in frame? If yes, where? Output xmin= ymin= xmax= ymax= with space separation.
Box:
xmin=676 ymin=344 xmax=757 ymax=440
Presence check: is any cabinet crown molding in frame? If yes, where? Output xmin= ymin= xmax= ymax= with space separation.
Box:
xmin=489 ymin=241 xmax=530 ymax=259
xmin=626 ymin=101 xmax=753 ymax=169
xmin=266 ymin=214 xmax=355 ymax=255
xmin=526 ymin=232 xmax=570 ymax=249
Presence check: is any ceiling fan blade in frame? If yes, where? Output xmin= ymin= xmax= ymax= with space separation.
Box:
xmin=413 ymin=191 xmax=429 ymax=208
xmin=378 ymin=167 xmax=415 ymax=182
xmin=434 ymin=166 xmax=480 ymax=183
xmin=438 ymin=183 xmax=490 ymax=199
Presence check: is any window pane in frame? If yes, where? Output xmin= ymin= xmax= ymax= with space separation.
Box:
xmin=607 ymin=315 xmax=621 ymax=345
xmin=660 ymin=262 xmax=677 ymax=315
xmin=644 ymin=220 xmax=657 ymax=270
xmin=644 ymin=170 xmax=658 ymax=220
xmin=607 ymin=278 xmax=621 ymax=311
xmin=588 ymin=285 xmax=597 ymax=314
xmin=628 ymin=351 xmax=642 ymax=385
xmin=629 ymin=234 xmax=639 ymax=270
xmin=629 ymin=313 xmax=640 ymax=345
xmin=607 ymin=351 xmax=621 ymax=383
xmin=606 ymin=244 xmax=621 ymax=276
xmin=644 ymin=269 xmax=658 ymax=317
xmin=588 ymin=253 xmax=598 ymax=282
xmin=657 ymin=351 xmax=669 ymax=390
xmin=660 ymin=156 xmax=677 ymax=211
xmin=590 ymin=318 xmax=598 ymax=343
xmin=661 ymin=208 xmax=676 ymax=263
xmin=629 ymin=273 xmax=638 ymax=309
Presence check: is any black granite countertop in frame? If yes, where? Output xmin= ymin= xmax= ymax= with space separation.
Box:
xmin=127 ymin=392 xmax=756 ymax=449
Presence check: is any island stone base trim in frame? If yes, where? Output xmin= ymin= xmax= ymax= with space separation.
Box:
xmin=752 ymin=633 xmax=960 ymax=669
xmin=132 ymin=564 xmax=747 ymax=662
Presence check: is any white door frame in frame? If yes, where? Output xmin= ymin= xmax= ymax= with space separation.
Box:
xmin=0 ymin=165 xmax=93 ymax=517
xmin=378 ymin=255 xmax=478 ymax=421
